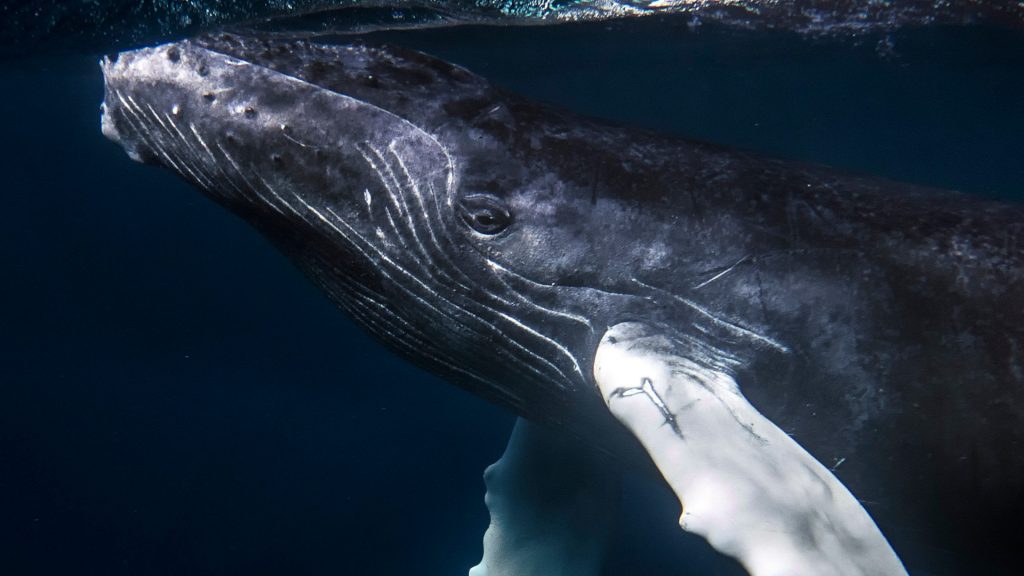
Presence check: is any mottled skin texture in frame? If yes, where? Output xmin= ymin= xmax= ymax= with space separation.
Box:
xmin=101 ymin=34 xmax=1023 ymax=570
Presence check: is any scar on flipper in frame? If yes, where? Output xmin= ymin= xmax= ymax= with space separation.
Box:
xmin=609 ymin=377 xmax=683 ymax=438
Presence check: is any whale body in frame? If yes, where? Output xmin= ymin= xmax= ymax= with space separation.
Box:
xmin=99 ymin=34 xmax=1024 ymax=574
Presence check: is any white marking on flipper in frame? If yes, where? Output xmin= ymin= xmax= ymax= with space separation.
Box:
xmin=594 ymin=322 xmax=907 ymax=576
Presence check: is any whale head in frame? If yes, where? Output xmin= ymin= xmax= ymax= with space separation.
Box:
xmin=99 ymin=35 xmax=669 ymax=430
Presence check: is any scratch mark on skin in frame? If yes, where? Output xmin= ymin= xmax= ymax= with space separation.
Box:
xmin=212 ymin=140 xmax=287 ymax=217
xmin=692 ymin=255 xmax=751 ymax=290
xmin=609 ymin=377 xmax=684 ymax=438
xmin=632 ymin=277 xmax=790 ymax=353
xmin=484 ymin=258 xmax=595 ymax=333
xmin=280 ymin=127 xmax=315 ymax=149
xmin=187 ymin=122 xmax=250 ymax=201
xmin=316 ymin=203 xmax=576 ymax=388
xmin=254 ymin=172 xmax=305 ymax=220
xmin=158 ymin=111 xmax=219 ymax=190
xmin=355 ymin=141 xmax=582 ymax=379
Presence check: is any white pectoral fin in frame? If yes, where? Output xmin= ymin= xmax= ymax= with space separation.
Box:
xmin=469 ymin=418 xmax=620 ymax=576
xmin=594 ymin=322 xmax=908 ymax=576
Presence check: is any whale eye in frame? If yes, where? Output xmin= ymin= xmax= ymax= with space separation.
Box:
xmin=459 ymin=194 xmax=513 ymax=235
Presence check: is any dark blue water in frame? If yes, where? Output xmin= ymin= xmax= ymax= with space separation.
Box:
xmin=2 ymin=18 xmax=1021 ymax=575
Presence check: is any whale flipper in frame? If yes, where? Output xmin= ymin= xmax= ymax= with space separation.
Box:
xmin=594 ymin=322 xmax=908 ymax=576
xmin=470 ymin=417 xmax=620 ymax=576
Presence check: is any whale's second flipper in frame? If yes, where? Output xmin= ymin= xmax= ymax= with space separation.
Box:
xmin=470 ymin=418 xmax=620 ymax=576
xmin=594 ymin=322 xmax=908 ymax=576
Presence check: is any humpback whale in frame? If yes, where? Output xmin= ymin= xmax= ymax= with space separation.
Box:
xmin=99 ymin=34 xmax=1024 ymax=575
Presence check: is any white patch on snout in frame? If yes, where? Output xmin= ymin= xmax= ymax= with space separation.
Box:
xmin=99 ymin=96 xmax=121 ymax=145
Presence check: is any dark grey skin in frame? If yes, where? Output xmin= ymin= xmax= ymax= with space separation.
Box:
xmin=100 ymin=34 xmax=1024 ymax=572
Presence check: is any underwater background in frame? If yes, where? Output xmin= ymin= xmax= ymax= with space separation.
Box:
xmin=2 ymin=14 xmax=1022 ymax=576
